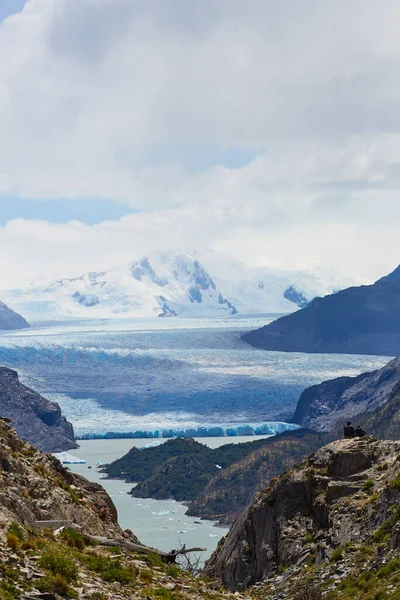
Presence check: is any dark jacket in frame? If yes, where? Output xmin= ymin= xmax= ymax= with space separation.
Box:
xmin=344 ymin=425 xmax=355 ymax=438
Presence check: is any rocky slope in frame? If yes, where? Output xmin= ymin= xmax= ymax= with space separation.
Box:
xmin=0 ymin=367 xmax=76 ymax=453
xmin=0 ymin=300 xmax=29 ymax=330
xmin=0 ymin=418 xmax=121 ymax=538
xmin=0 ymin=415 xmax=245 ymax=600
xmin=294 ymin=357 xmax=400 ymax=431
xmin=242 ymin=266 xmax=400 ymax=355
xmin=205 ymin=436 xmax=400 ymax=598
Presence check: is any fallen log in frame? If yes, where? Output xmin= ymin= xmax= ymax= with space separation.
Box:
xmin=36 ymin=521 xmax=206 ymax=563
xmin=82 ymin=534 xmax=206 ymax=563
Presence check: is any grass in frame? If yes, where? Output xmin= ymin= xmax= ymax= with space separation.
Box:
xmin=61 ymin=528 xmax=86 ymax=550
xmin=6 ymin=533 xmax=19 ymax=551
xmin=390 ymin=473 xmax=400 ymax=491
xmin=140 ymin=568 xmax=153 ymax=583
xmin=37 ymin=573 xmax=76 ymax=598
xmin=331 ymin=547 xmax=343 ymax=562
xmin=7 ymin=522 xmax=24 ymax=540
xmin=78 ymin=551 xmax=137 ymax=584
xmin=362 ymin=479 xmax=375 ymax=491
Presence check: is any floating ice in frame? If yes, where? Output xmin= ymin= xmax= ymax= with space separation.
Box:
xmin=53 ymin=452 xmax=85 ymax=465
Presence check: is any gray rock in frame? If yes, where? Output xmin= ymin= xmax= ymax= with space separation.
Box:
xmin=0 ymin=368 xmax=76 ymax=453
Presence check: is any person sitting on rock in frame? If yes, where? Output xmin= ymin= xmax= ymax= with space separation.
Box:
xmin=343 ymin=421 xmax=355 ymax=438
xmin=355 ymin=425 xmax=365 ymax=437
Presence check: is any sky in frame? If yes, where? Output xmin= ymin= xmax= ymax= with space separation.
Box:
xmin=0 ymin=0 xmax=400 ymax=286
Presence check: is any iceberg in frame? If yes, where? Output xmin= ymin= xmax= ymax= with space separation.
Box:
xmin=53 ymin=452 xmax=86 ymax=465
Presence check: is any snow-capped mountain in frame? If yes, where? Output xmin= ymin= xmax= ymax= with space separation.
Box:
xmin=197 ymin=250 xmax=358 ymax=315
xmin=1 ymin=252 xmax=237 ymax=321
xmin=0 ymin=250 xmax=357 ymax=322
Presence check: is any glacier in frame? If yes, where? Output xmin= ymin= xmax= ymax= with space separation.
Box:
xmin=76 ymin=421 xmax=298 ymax=440
xmin=0 ymin=316 xmax=388 ymax=439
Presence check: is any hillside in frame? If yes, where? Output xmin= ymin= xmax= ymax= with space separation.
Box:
xmin=242 ymin=266 xmax=400 ymax=355
xmin=0 ymin=414 xmax=245 ymax=600
xmin=104 ymin=437 xmax=279 ymax=501
xmin=294 ymin=357 xmax=400 ymax=431
xmin=0 ymin=301 xmax=29 ymax=330
xmin=205 ymin=436 xmax=400 ymax=598
xmin=187 ymin=430 xmax=328 ymax=524
xmin=0 ymin=367 xmax=76 ymax=453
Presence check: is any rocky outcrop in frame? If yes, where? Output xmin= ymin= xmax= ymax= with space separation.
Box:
xmin=0 ymin=367 xmax=76 ymax=452
xmin=205 ymin=437 xmax=400 ymax=592
xmin=0 ymin=417 xmax=121 ymax=537
xmin=0 ymin=300 xmax=29 ymax=330
xmin=294 ymin=357 xmax=400 ymax=431
xmin=242 ymin=270 xmax=400 ymax=355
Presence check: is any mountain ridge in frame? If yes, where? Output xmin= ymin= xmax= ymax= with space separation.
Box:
xmin=0 ymin=250 xmax=354 ymax=321
xmin=242 ymin=266 xmax=400 ymax=355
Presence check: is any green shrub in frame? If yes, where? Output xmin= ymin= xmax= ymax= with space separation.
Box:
xmin=21 ymin=538 xmax=37 ymax=551
xmin=39 ymin=545 xmax=78 ymax=581
xmin=61 ymin=528 xmax=85 ymax=550
xmin=303 ymin=531 xmax=314 ymax=544
xmin=146 ymin=551 xmax=164 ymax=568
xmin=377 ymin=558 xmax=400 ymax=579
xmin=8 ymin=522 xmax=24 ymax=540
xmin=164 ymin=563 xmax=181 ymax=578
xmin=79 ymin=551 xmax=136 ymax=584
xmin=37 ymin=573 xmax=76 ymax=598
xmin=140 ymin=568 xmax=153 ymax=583
xmin=363 ymin=479 xmax=375 ymax=491
xmin=331 ymin=547 xmax=343 ymax=562
xmin=391 ymin=474 xmax=400 ymax=491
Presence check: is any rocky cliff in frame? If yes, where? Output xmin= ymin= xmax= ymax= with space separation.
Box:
xmin=205 ymin=436 xmax=400 ymax=597
xmin=242 ymin=271 xmax=400 ymax=356
xmin=0 ymin=367 xmax=76 ymax=452
xmin=0 ymin=300 xmax=29 ymax=330
xmin=294 ymin=357 xmax=400 ymax=431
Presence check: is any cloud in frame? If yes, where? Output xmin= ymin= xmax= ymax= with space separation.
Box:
xmin=0 ymin=0 xmax=399 ymax=285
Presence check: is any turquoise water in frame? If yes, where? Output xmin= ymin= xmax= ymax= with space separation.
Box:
xmin=67 ymin=437 xmax=247 ymax=560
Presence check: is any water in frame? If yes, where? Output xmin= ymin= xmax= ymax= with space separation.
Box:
xmin=67 ymin=438 xmax=237 ymax=561
xmin=0 ymin=316 xmax=389 ymax=437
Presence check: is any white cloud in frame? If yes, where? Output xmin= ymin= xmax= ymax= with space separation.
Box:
xmin=0 ymin=0 xmax=399 ymax=284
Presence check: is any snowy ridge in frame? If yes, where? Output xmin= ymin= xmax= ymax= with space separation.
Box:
xmin=197 ymin=250 xmax=358 ymax=315
xmin=0 ymin=250 xmax=356 ymax=322
xmin=2 ymin=251 xmax=237 ymax=321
